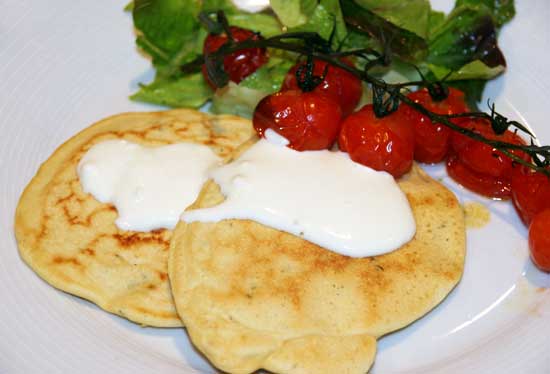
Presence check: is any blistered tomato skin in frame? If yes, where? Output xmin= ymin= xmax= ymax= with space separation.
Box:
xmin=282 ymin=58 xmax=362 ymax=116
xmin=338 ymin=104 xmax=414 ymax=178
xmin=253 ymin=90 xmax=343 ymax=151
xmin=202 ymin=27 xmax=268 ymax=88
xmin=511 ymin=167 xmax=550 ymax=225
xmin=452 ymin=119 xmax=528 ymax=177
xmin=528 ymin=209 xmax=550 ymax=272
xmin=447 ymin=118 xmax=528 ymax=199
xmin=446 ymin=153 xmax=513 ymax=199
xmin=404 ymin=88 xmax=469 ymax=164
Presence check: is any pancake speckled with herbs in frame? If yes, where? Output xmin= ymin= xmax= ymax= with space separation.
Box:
xmin=15 ymin=109 xmax=255 ymax=327
xmin=169 ymin=151 xmax=466 ymax=373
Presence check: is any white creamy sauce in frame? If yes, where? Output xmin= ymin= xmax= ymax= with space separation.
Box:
xmin=182 ymin=130 xmax=416 ymax=257
xmin=77 ymin=140 xmax=221 ymax=231
xmin=230 ymin=0 xmax=270 ymax=12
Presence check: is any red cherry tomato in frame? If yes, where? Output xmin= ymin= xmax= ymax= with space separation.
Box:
xmin=338 ymin=104 xmax=414 ymax=178
xmin=253 ymin=90 xmax=343 ymax=151
xmin=452 ymin=119 xmax=527 ymax=176
xmin=403 ymin=88 xmax=469 ymax=163
xmin=446 ymin=153 xmax=514 ymax=199
xmin=202 ymin=26 xmax=268 ymax=88
xmin=511 ymin=166 xmax=550 ymax=226
xmin=282 ymin=58 xmax=362 ymax=116
xmin=446 ymin=118 xmax=528 ymax=199
xmin=528 ymin=209 xmax=550 ymax=272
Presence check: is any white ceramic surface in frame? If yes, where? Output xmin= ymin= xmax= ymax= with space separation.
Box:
xmin=1 ymin=1 xmax=549 ymax=373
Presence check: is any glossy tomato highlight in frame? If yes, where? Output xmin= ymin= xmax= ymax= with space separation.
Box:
xmin=403 ymin=88 xmax=469 ymax=163
xmin=338 ymin=104 xmax=414 ymax=178
xmin=511 ymin=166 xmax=550 ymax=225
xmin=447 ymin=118 xmax=528 ymax=199
xmin=282 ymin=58 xmax=362 ymax=116
xmin=253 ymin=90 xmax=343 ymax=151
xmin=202 ymin=26 xmax=268 ymax=88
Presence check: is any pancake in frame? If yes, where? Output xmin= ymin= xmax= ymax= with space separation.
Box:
xmin=169 ymin=148 xmax=466 ymax=372
xmin=15 ymin=109 xmax=255 ymax=327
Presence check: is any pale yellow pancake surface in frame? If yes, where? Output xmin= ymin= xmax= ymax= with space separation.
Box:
xmin=15 ymin=109 xmax=255 ymax=327
xmin=170 ymin=160 xmax=466 ymax=372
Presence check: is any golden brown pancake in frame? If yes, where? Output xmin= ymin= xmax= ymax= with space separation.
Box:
xmin=169 ymin=152 xmax=466 ymax=372
xmin=15 ymin=109 xmax=255 ymax=327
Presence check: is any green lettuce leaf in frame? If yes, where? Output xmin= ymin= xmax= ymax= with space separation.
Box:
xmin=211 ymin=57 xmax=293 ymax=117
xmin=133 ymin=0 xmax=204 ymax=78
xmin=226 ymin=13 xmax=283 ymax=37
xmin=287 ymin=0 xmax=347 ymax=44
xmin=427 ymin=6 xmax=505 ymax=70
xmin=133 ymin=0 xmax=201 ymax=58
xmin=210 ymin=83 xmax=267 ymax=118
xmin=428 ymin=9 xmax=445 ymax=35
xmin=130 ymin=72 xmax=213 ymax=108
xmin=200 ymin=0 xmax=240 ymax=13
xmin=351 ymin=0 xmax=431 ymax=38
xmin=428 ymin=60 xmax=504 ymax=81
xmin=239 ymin=57 xmax=294 ymax=92
xmin=426 ymin=5 xmax=508 ymax=106
xmin=455 ymin=0 xmax=515 ymax=28
xmin=340 ymin=0 xmax=428 ymax=62
xmin=269 ymin=0 xmax=317 ymax=28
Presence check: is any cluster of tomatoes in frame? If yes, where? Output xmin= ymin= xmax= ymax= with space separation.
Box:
xmin=203 ymin=26 xmax=550 ymax=272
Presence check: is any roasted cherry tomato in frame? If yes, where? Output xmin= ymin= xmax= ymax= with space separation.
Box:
xmin=253 ymin=90 xmax=342 ymax=151
xmin=403 ymin=88 xmax=469 ymax=163
xmin=528 ymin=209 xmax=550 ymax=272
xmin=511 ymin=166 xmax=550 ymax=225
xmin=338 ymin=104 xmax=414 ymax=178
xmin=202 ymin=26 xmax=268 ymax=88
xmin=446 ymin=154 xmax=514 ymax=199
xmin=282 ymin=58 xmax=362 ymax=116
xmin=447 ymin=118 xmax=527 ymax=199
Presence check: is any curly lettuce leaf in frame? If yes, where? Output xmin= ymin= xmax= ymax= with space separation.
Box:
xmin=131 ymin=72 xmax=213 ymax=108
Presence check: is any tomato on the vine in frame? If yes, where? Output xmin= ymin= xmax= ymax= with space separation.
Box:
xmin=202 ymin=26 xmax=268 ymax=88
xmin=528 ymin=209 xmax=550 ymax=272
xmin=282 ymin=58 xmax=362 ymax=116
xmin=511 ymin=166 xmax=550 ymax=225
xmin=338 ymin=104 xmax=414 ymax=178
xmin=446 ymin=118 xmax=528 ymax=199
xmin=403 ymin=88 xmax=469 ymax=163
xmin=253 ymin=90 xmax=342 ymax=151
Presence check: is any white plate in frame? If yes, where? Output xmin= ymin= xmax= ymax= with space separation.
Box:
xmin=1 ymin=0 xmax=549 ymax=373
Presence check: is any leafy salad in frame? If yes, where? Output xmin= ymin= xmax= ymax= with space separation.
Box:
xmin=128 ymin=0 xmax=514 ymax=116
